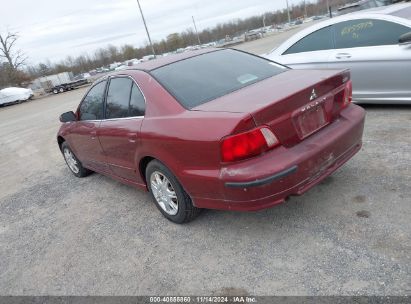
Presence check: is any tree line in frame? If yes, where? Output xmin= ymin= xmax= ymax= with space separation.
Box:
xmin=1 ymin=0 xmax=356 ymax=88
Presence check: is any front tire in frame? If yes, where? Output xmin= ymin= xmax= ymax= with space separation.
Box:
xmin=61 ymin=142 xmax=92 ymax=178
xmin=146 ymin=160 xmax=201 ymax=224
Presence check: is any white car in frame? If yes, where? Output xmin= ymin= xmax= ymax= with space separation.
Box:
xmin=0 ymin=87 xmax=34 ymax=106
xmin=265 ymin=3 xmax=411 ymax=104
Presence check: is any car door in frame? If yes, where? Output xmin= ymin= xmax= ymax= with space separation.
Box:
xmin=272 ymin=25 xmax=335 ymax=69
xmin=329 ymin=18 xmax=411 ymax=103
xmin=69 ymin=80 xmax=109 ymax=172
xmin=98 ymin=76 xmax=146 ymax=182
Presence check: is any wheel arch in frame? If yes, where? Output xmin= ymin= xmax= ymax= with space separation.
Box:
xmin=139 ymin=156 xmax=155 ymax=185
xmin=140 ymin=156 xmax=198 ymax=209
xmin=138 ymin=156 xmax=189 ymax=197
xmin=57 ymin=136 xmax=65 ymax=151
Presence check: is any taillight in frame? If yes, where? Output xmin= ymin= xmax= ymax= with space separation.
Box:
xmin=342 ymin=80 xmax=353 ymax=108
xmin=221 ymin=126 xmax=280 ymax=162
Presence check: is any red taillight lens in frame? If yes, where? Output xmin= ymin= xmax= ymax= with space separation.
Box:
xmin=342 ymin=80 xmax=353 ymax=108
xmin=221 ymin=126 xmax=280 ymax=162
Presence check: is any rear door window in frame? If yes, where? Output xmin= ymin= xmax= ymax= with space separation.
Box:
xmin=105 ymin=77 xmax=146 ymax=119
xmin=106 ymin=78 xmax=133 ymax=119
xmin=129 ymin=84 xmax=145 ymax=117
xmin=333 ymin=19 xmax=411 ymax=48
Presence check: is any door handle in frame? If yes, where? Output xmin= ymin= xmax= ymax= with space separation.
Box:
xmin=127 ymin=132 xmax=137 ymax=143
xmin=335 ymin=53 xmax=352 ymax=59
xmin=90 ymin=131 xmax=97 ymax=140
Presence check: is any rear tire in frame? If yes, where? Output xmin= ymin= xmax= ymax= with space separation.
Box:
xmin=61 ymin=142 xmax=92 ymax=178
xmin=59 ymin=87 xmax=65 ymax=93
xmin=146 ymin=160 xmax=201 ymax=224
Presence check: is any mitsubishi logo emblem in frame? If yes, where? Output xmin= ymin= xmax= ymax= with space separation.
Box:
xmin=310 ymin=89 xmax=317 ymax=101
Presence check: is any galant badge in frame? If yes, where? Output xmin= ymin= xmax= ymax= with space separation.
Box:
xmin=310 ymin=89 xmax=317 ymax=101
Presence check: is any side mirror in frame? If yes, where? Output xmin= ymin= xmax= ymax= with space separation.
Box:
xmin=60 ymin=111 xmax=76 ymax=123
xmin=399 ymin=31 xmax=411 ymax=45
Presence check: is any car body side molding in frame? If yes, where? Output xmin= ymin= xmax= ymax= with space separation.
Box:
xmin=225 ymin=165 xmax=298 ymax=188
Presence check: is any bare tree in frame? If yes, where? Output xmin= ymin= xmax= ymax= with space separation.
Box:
xmin=0 ymin=31 xmax=27 ymax=71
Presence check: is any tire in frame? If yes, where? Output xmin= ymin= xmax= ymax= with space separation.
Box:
xmin=146 ymin=160 xmax=201 ymax=224
xmin=53 ymin=89 xmax=58 ymax=94
xmin=59 ymin=87 xmax=65 ymax=93
xmin=61 ymin=142 xmax=92 ymax=178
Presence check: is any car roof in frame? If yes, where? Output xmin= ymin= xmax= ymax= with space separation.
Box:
xmin=91 ymin=48 xmax=223 ymax=84
xmin=126 ymin=48 xmax=220 ymax=72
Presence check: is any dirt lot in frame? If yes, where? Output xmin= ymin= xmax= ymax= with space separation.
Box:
xmin=0 ymin=29 xmax=410 ymax=295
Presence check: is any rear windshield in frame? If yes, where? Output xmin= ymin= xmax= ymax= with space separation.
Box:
xmin=151 ymin=49 xmax=287 ymax=109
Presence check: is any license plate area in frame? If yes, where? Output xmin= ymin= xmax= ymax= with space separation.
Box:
xmin=294 ymin=105 xmax=328 ymax=139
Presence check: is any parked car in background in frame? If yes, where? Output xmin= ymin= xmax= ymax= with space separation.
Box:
xmin=114 ymin=65 xmax=127 ymax=71
xmin=265 ymin=3 xmax=411 ymax=104
xmin=57 ymin=48 xmax=364 ymax=223
xmin=244 ymin=30 xmax=263 ymax=41
xmin=0 ymin=87 xmax=33 ymax=106
xmin=337 ymin=0 xmax=386 ymax=15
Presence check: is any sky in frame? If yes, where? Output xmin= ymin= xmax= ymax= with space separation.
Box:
xmin=0 ymin=0 xmax=310 ymax=65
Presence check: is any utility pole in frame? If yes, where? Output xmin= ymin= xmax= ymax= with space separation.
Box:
xmin=285 ymin=0 xmax=291 ymax=24
xmin=263 ymin=15 xmax=266 ymax=28
xmin=192 ymin=16 xmax=201 ymax=45
xmin=136 ymin=0 xmax=156 ymax=58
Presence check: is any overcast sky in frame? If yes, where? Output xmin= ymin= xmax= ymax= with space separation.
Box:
xmin=1 ymin=0 xmax=310 ymax=65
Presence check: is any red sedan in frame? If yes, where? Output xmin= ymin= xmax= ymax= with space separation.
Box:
xmin=57 ymin=48 xmax=365 ymax=223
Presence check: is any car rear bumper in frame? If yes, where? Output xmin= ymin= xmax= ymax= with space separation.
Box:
xmin=189 ymin=104 xmax=365 ymax=211
xmin=224 ymin=165 xmax=299 ymax=188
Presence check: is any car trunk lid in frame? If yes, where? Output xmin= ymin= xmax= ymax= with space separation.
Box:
xmin=193 ymin=69 xmax=351 ymax=147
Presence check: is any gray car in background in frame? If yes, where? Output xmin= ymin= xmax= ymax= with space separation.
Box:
xmin=265 ymin=3 xmax=411 ymax=104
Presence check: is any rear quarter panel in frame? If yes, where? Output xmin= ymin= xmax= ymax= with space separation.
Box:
xmin=133 ymin=71 xmax=253 ymax=199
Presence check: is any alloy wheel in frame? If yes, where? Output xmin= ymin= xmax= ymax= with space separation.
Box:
xmin=63 ymin=148 xmax=80 ymax=174
xmin=150 ymin=171 xmax=179 ymax=215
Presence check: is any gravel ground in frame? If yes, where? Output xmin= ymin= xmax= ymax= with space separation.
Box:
xmin=0 ymin=28 xmax=410 ymax=296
